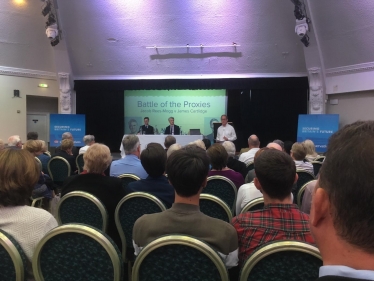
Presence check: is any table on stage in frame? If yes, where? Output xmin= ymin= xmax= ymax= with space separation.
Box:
xmin=120 ymin=135 xmax=203 ymax=158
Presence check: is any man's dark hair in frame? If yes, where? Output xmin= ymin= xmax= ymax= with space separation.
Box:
xmin=164 ymin=136 xmax=176 ymax=149
xmin=319 ymin=121 xmax=374 ymax=253
xmin=206 ymin=144 xmax=228 ymax=170
xmin=144 ymin=117 xmax=149 ymax=121
xmin=140 ymin=143 xmax=166 ymax=177
xmin=255 ymin=149 xmax=296 ymax=200
xmin=202 ymin=138 xmax=211 ymax=150
xmin=166 ymin=145 xmax=209 ymax=197
xmin=27 ymin=132 xmax=38 ymax=140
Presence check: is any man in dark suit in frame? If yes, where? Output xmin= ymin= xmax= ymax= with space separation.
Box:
xmin=55 ymin=132 xmax=79 ymax=159
xmin=164 ymin=117 xmax=180 ymax=135
xmin=138 ymin=117 xmax=154 ymax=135
xmin=311 ymin=121 xmax=374 ymax=281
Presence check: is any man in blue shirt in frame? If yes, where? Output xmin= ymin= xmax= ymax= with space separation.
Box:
xmin=311 ymin=121 xmax=374 ymax=281
xmin=110 ymin=135 xmax=148 ymax=179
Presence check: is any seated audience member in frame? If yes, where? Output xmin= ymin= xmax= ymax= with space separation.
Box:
xmin=79 ymin=134 xmax=95 ymax=154
xmin=232 ymin=149 xmax=314 ymax=264
xmin=167 ymin=143 xmax=182 ymax=158
xmin=223 ymin=141 xmax=247 ymax=179
xmin=207 ymin=144 xmax=244 ymax=189
xmin=300 ymin=180 xmax=317 ymax=214
xmin=189 ymin=139 xmax=206 ymax=150
xmin=311 ymin=121 xmax=374 ymax=280
xmin=36 ymin=140 xmax=51 ymax=175
xmin=284 ymin=140 xmax=293 ymax=155
xmin=0 ymin=139 xmax=4 ymax=150
xmin=164 ymin=135 xmax=176 ymax=151
xmin=27 ymin=131 xmax=38 ymax=140
xmin=110 ymin=135 xmax=148 ymax=179
xmin=55 ymin=132 xmax=79 ymax=158
xmin=239 ymin=135 xmax=260 ymax=164
xmin=7 ymin=135 xmax=22 ymax=149
xmin=202 ymin=138 xmax=211 ymax=150
xmin=290 ymin=142 xmax=314 ymax=174
xmin=126 ymin=143 xmax=174 ymax=208
xmin=61 ymin=143 xmax=126 ymax=249
xmin=273 ymin=139 xmax=284 ymax=151
xmin=53 ymin=139 xmax=77 ymax=175
xmin=0 ymin=149 xmax=58 ymax=280
xmin=266 ymin=142 xmax=282 ymax=150
xmin=133 ymin=145 xmax=238 ymax=268
xmin=303 ymin=139 xmax=319 ymax=162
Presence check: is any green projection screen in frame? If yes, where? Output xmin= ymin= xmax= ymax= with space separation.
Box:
xmin=124 ymin=90 xmax=226 ymax=143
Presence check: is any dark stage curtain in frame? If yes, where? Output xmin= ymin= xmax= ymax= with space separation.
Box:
xmin=75 ymin=78 xmax=308 ymax=152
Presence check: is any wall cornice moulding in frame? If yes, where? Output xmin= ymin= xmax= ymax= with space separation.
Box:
xmin=326 ymin=61 xmax=374 ymax=77
xmin=0 ymin=66 xmax=57 ymax=80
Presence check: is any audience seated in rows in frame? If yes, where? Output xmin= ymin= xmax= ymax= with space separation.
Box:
xmin=164 ymin=135 xmax=176 ymax=152
xmin=290 ymin=142 xmax=314 ymax=174
xmin=126 ymin=143 xmax=174 ymax=208
xmin=27 ymin=131 xmax=38 ymax=140
xmin=312 ymin=121 xmax=374 ymax=280
xmin=222 ymin=141 xmax=247 ymax=179
xmin=110 ymin=135 xmax=148 ymax=179
xmin=189 ymin=139 xmax=206 ymax=150
xmin=0 ymin=149 xmax=58 ymax=280
xmin=239 ymin=134 xmax=260 ymax=164
xmin=303 ymin=139 xmax=319 ymax=162
xmin=61 ymin=143 xmax=125 ymax=249
xmin=7 ymin=135 xmax=22 ymax=149
xmin=79 ymin=134 xmax=95 ymax=154
xmin=53 ymin=139 xmax=77 ymax=175
xmin=167 ymin=143 xmax=181 ymax=158
xmin=207 ymin=144 xmax=244 ymax=189
xmin=232 ymin=149 xmax=314 ymax=264
xmin=55 ymin=132 xmax=79 ymax=159
xmin=133 ymin=145 xmax=238 ymax=268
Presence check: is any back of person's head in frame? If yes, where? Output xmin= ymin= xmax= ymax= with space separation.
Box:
xmin=0 ymin=149 xmax=39 ymax=206
xmin=164 ymin=135 xmax=176 ymax=149
xmin=167 ymin=143 xmax=182 ymax=158
xmin=0 ymin=139 xmax=4 ymax=150
xmin=24 ymin=140 xmax=43 ymax=155
xmin=202 ymin=138 xmax=211 ymax=150
xmin=206 ymin=143 xmax=228 ymax=170
xmin=284 ymin=141 xmax=293 ymax=155
xmin=222 ymin=141 xmax=236 ymax=158
xmin=83 ymin=135 xmax=95 ymax=145
xmin=266 ymin=142 xmax=282 ymax=151
xmin=166 ymin=145 xmax=209 ymax=197
xmin=140 ymin=143 xmax=166 ymax=177
xmin=83 ymin=143 xmax=112 ymax=173
xmin=248 ymin=135 xmax=260 ymax=148
xmin=61 ymin=139 xmax=74 ymax=151
xmin=290 ymin=142 xmax=307 ymax=160
xmin=254 ymin=149 xmax=296 ymax=200
xmin=62 ymin=132 xmax=73 ymax=140
xmin=318 ymin=121 xmax=374 ymax=252
xmin=8 ymin=135 xmax=21 ymax=147
xmin=273 ymin=139 xmax=284 ymax=151
xmin=189 ymin=139 xmax=206 ymax=150
xmin=254 ymin=147 xmax=270 ymax=161
xmin=40 ymin=140 xmax=48 ymax=153
xmin=27 ymin=131 xmax=38 ymax=140
xmin=303 ymin=139 xmax=317 ymax=156
xmin=122 ymin=135 xmax=140 ymax=155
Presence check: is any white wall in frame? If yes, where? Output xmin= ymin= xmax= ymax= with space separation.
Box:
xmin=0 ymin=75 xmax=59 ymax=142
xmin=326 ymin=90 xmax=374 ymax=127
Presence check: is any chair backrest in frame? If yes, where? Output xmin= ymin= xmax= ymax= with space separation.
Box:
xmin=239 ymin=241 xmax=322 ymax=281
xmin=294 ymin=170 xmax=315 ymax=203
xmin=246 ymin=161 xmax=254 ymax=169
xmin=31 ymin=196 xmax=44 ymax=208
xmin=35 ymin=157 xmax=42 ymax=171
xmin=311 ymin=161 xmax=322 ymax=177
xmin=297 ymin=180 xmax=317 ymax=207
xmin=57 ymin=191 xmax=109 ymax=232
xmin=240 ymin=197 xmax=264 ymax=213
xmin=76 ymin=153 xmax=85 ymax=174
xmin=43 ymin=151 xmax=51 ymax=157
xmin=314 ymin=156 xmax=325 ymax=162
xmin=199 ymin=194 xmax=232 ymax=223
xmin=132 ymin=235 xmax=229 ymax=281
xmin=118 ymin=174 xmax=140 ymax=189
xmin=32 ymin=224 xmax=123 ymax=281
xmin=0 ymin=229 xmax=28 ymax=281
xmin=203 ymin=176 xmax=237 ymax=214
xmin=47 ymin=156 xmax=71 ymax=185
xmin=115 ymin=192 xmax=166 ymax=260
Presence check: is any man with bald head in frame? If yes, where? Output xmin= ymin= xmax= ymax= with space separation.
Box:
xmin=239 ymin=135 xmax=260 ymax=165
xmin=267 ymin=142 xmax=283 ymax=151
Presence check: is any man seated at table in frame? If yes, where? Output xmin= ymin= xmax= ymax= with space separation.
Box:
xmin=164 ymin=117 xmax=180 ymax=135
xmin=138 ymin=117 xmax=154 ymax=135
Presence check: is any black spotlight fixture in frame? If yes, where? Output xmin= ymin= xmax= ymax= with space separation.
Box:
xmin=51 ymin=37 xmax=59 ymax=47
xmin=294 ymin=5 xmax=304 ymax=20
xmin=300 ymin=34 xmax=310 ymax=47
xmin=45 ymin=13 xmax=56 ymax=28
xmin=41 ymin=0 xmax=51 ymax=17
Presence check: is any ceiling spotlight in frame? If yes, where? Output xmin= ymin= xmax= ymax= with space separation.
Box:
xmin=41 ymin=0 xmax=51 ymax=17
xmin=295 ymin=18 xmax=308 ymax=37
xmin=46 ymin=24 xmax=58 ymax=39
xmin=300 ymin=34 xmax=310 ymax=47
xmin=294 ymin=5 xmax=304 ymax=20
xmin=51 ymin=37 xmax=59 ymax=47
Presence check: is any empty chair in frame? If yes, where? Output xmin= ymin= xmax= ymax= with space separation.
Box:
xmin=199 ymin=194 xmax=232 ymax=223
xmin=240 ymin=197 xmax=264 ymax=213
xmin=132 ymin=235 xmax=229 ymax=281
xmin=75 ymin=153 xmax=85 ymax=174
xmin=239 ymin=241 xmax=322 ymax=281
xmin=48 ymin=156 xmax=71 ymax=187
xmin=32 ymin=224 xmax=123 ymax=281
xmin=118 ymin=173 xmax=140 ymax=189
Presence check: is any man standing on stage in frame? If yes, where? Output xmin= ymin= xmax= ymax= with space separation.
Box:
xmin=138 ymin=117 xmax=154 ymax=135
xmin=164 ymin=117 xmax=180 ymax=135
xmin=216 ymin=115 xmax=237 ymax=142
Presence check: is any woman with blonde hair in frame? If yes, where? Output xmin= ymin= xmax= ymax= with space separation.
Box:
xmin=303 ymin=139 xmax=319 ymax=162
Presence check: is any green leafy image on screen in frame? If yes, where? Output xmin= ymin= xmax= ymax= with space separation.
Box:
xmin=124 ymin=90 xmax=226 ymax=142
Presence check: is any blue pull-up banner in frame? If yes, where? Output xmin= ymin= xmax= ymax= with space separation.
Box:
xmin=50 ymin=114 xmax=86 ymax=147
xmin=297 ymin=114 xmax=339 ymax=153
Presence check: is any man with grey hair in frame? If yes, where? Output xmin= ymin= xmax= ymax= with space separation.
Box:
xmin=79 ymin=135 xmax=95 ymax=154
xmin=223 ymin=141 xmax=247 ymax=179
xmin=164 ymin=135 xmax=176 ymax=151
xmin=7 ymin=135 xmax=22 ymax=149
xmin=166 ymin=143 xmax=182 ymax=158
xmin=239 ymin=135 xmax=260 ymax=164
xmin=110 ymin=135 xmax=148 ymax=178
xmin=55 ymin=132 xmax=79 ymax=158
